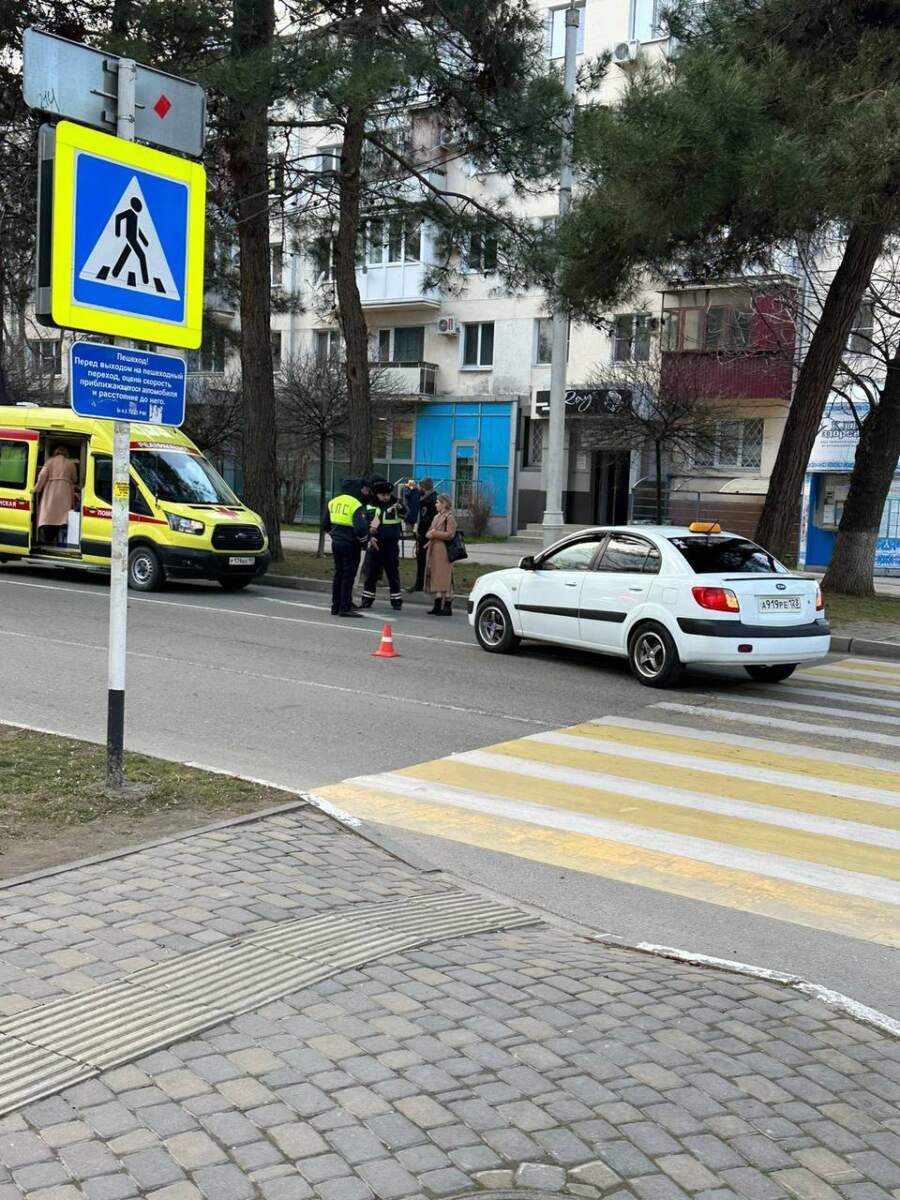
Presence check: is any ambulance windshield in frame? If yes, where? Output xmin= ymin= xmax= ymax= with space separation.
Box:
xmin=132 ymin=449 xmax=239 ymax=505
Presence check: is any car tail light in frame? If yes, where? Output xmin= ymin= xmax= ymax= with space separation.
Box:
xmin=816 ymin=585 xmax=824 ymax=611
xmin=692 ymin=586 xmax=740 ymax=613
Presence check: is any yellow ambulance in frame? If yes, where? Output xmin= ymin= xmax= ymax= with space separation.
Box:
xmin=0 ymin=406 xmax=270 ymax=591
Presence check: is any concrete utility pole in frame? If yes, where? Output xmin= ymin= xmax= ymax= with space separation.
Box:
xmin=107 ymin=57 xmax=137 ymax=790
xmin=541 ymin=2 xmax=579 ymax=550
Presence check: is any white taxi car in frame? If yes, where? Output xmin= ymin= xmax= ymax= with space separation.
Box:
xmin=467 ymin=523 xmax=830 ymax=687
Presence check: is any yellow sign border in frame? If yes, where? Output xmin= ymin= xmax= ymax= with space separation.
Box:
xmin=51 ymin=120 xmax=206 ymax=349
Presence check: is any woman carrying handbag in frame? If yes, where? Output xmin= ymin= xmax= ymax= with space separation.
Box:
xmin=424 ymin=493 xmax=459 ymax=616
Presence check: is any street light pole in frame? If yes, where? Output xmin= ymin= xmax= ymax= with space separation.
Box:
xmin=541 ymin=2 xmax=579 ymax=550
xmin=107 ymin=56 xmax=137 ymax=790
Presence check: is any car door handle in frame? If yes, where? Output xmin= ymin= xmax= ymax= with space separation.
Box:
xmin=628 ymin=586 xmax=645 ymax=592
xmin=564 ymin=581 xmax=579 ymax=587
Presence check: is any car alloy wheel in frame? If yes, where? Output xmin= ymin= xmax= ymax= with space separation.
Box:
xmin=633 ymin=629 xmax=667 ymax=679
xmin=478 ymin=603 xmax=507 ymax=648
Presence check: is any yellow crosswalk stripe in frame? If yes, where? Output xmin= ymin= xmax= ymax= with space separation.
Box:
xmin=313 ymin=698 xmax=900 ymax=951
xmin=800 ymin=665 xmax=900 ymax=690
xmin=571 ymin=722 xmax=900 ymax=790
xmin=486 ymin=737 xmax=900 ymax=831
xmin=826 ymin=658 xmax=900 ymax=677
xmin=395 ymin=757 xmax=900 ymax=881
xmin=314 ymin=782 xmax=900 ymax=948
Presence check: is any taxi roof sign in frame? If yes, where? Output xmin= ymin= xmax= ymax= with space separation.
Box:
xmin=50 ymin=121 xmax=205 ymax=349
xmin=688 ymin=521 xmax=722 ymax=534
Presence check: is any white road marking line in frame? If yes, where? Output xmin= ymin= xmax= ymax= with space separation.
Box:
xmin=798 ymin=670 xmax=900 ymax=695
xmin=529 ymin=731 xmax=900 ymax=806
xmin=762 ymin=684 xmax=900 ymax=713
xmin=0 ymin=576 xmax=476 ymax=649
xmin=817 ymin=657 xmax=900 ymax=675
xmin=653 ymin=702 xmax=900 ymax=749
xmin=450 ymin=749 xmax=900 ymax=847
xmin=684 ymin=691 xmax=900 ymax=728
xmin=331 ymin=773 xmax=900 ymax=905
xmin=598 ymin=717 xmax=900 ymax=774
xmin=0 ymin=628 xmax=542 ymax=728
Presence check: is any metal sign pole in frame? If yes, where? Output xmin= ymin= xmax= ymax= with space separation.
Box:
xmin=107 ymin=57 xmax=137 ymax=790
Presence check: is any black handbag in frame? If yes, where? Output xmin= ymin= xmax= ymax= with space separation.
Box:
xmin=447 ymin=530 xmax=468 ymax=563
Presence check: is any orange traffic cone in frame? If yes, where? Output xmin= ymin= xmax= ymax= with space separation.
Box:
xmin=372 ymin=622 xmax=400 ymax=659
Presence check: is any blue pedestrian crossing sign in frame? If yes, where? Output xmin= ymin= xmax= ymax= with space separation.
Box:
xmin=51 ymin=121 xmax=205 ymax=349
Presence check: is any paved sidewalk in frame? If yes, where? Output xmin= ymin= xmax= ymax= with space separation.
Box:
xmin=2 ymin=804 xmax=899 ymax=1200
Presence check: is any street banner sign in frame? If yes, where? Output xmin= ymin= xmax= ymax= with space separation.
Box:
xmin=51 ymin=120 xmax=205 ymax=348
xmin=23 ymin=28 xmax=206 ymax=158
xmin=70 ymin=343 xmax=186 ymax=426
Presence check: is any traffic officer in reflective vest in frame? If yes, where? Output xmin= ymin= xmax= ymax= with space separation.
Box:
xmin=361 ymin=479 xmax=404 ymax=611
xmin=322 ymin=478 xmax=370 ymax=617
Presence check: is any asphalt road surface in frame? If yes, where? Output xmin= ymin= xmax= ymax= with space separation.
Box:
xmin=1 ymin=560 xmax=897 ymax=1018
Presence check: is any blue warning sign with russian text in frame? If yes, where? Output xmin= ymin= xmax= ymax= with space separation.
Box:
xmin=70 ymin=342 xmax=186 ymax=426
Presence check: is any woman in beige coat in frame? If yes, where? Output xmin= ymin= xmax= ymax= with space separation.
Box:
xmin=424 ymin=494 xmax=457 ymax=616
xmin=33 ymin=445 xmax=78 ymax=545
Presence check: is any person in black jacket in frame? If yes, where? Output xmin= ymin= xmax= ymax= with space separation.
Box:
xmin=361 ymin=479 xmax=404 ymax=610
xmin=408 ymin=478 xmax=437 ymax=593
xmin=322 ymin=477 xmax=370 ymax=617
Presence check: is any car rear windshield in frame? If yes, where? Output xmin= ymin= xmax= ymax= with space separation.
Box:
xmin=132 ymin=450 xmax=238 ymax=505
xmin=668 ymin=535 xmax=787 ymax=575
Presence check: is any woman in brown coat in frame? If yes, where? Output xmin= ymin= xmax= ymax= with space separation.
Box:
xmin=33 ymin=445 xmax=78 ymax=545
xmin=424 ymin=494 xmax=457 ymax=616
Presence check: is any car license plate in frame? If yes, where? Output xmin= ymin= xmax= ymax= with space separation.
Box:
xmin=228 ymin=556 xmax=255 ymax=566
xmin=758 ymin=596 xmax=802 ymax=614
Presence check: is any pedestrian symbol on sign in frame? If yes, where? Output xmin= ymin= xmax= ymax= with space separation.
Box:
xmin=79 ymin=176 xmax=180 ymax=301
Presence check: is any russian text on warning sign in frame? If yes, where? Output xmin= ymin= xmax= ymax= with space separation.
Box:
xmin=70 ymin=343 xmax=186 ymax=427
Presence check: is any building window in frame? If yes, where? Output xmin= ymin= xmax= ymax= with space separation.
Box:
xmin=693 ymin=418 xmax=764 ymax=471
xmin=663 ymin=306 xmax=752 ymax=352
xmin=534 ymin=316 xmax=570 ymax=365
xmin=632 ymin=0 xmax=663 ymax=41
xmin=271 ymin=330 xmax=282 ymax=372
xmin=373 ymin=415 xmax=414 ymax=463
xmin=613 ymin=314 xmax=652 ymax=362
xmin=317 ymin=145 xmax=341 ymax=174
xmin=28 ymin=339 xmax=62 ymax=376
xmin=522 ymin=415 xmax=544 ymax=468
xmin=464 ymin=233 xmax=498 ymax=273
xmin=545 ymin=2 xmax=585 ymax=58
xmin=314 ymin=329 xmax=342 ymax=363
xmin=188 ymin=328 xmax=226 ymax=374
xmin=368 ymin=219 xmax=421 ymax=266
xmin=462 ymin=322 xmax=494 ymax=368
xmin=312 ymin=237 xmax=336 ymax=282
xmin=848 ymin=301 xmax=874 ymax=354
xmin=371 ymin=326 xmax=425 ymax=363
xmin=270 ymin=244 xmax=283 ymax=288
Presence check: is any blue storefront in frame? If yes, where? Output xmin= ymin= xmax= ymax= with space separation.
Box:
xmin=412 ymin=400 xmax=516 ymax=533
xmin=801 ymin=397 xmax=900 ymax=573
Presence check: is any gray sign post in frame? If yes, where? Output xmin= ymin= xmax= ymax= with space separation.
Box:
xmin=23 ymin=27 xmax=205 ymax=158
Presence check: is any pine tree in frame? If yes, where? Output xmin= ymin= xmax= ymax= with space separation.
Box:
xmin=557 ymin=0 xmax=900 ymax=564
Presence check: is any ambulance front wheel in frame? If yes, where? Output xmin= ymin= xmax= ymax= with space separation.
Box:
xmin=128 ymin=545 xmax=164 ymax=592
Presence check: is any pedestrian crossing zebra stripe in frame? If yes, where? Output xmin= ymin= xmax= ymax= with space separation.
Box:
xmin=312 ymin=781 xmax=900 ymax=948
xmin=654 ymin=702 xmax=900 ymax=749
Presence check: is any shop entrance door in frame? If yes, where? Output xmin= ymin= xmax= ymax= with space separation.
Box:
xmin=592 ymin=450 xmax=630 ymax=524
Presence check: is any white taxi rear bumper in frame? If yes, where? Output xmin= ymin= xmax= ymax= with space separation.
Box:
xmin=675 ymin=617 xmax=831 ymax=665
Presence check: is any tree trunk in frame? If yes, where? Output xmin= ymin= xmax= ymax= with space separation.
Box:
xmin=317 ymin=431 xmax=327 ymax=558
xmin=755 ymin=221 xmax=886 ymax=564
xmin=654 ymin=439 xmax=663 ymax=524
xmin=821 ymin=344 xmax=900 ymax=597
xmin=334 ymin=108 xmax=373 ymax=478
xmin=224 ymin=0 xmax=282 ymax=559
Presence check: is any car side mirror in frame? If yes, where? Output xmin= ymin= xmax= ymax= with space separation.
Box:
xmin=519 ymin=555 xmax=536 ymax=570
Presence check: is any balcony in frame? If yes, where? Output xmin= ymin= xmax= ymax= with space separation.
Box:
xmin=660 ymin=350 xmax=793 ymax=402
xmin=371 ymin=360 xmax=437 ymax=398
xmin=357 ymin=261 xmax=440 ymax=310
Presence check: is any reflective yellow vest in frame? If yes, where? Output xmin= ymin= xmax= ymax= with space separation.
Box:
xmin=328 ymin=494 xmax=362 ymax=525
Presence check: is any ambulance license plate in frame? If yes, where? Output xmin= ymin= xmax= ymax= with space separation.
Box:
xmin=228 ymin=556 xmax=254 ymax=566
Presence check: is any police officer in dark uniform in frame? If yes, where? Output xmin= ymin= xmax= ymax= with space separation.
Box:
xmin=322 ymin=478 xmax=370 ymax=617
xmin=361 ymin=479 xmax=404 ymax=610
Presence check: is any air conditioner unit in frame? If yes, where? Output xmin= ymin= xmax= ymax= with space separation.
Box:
xmin=438 ymin=127 xmax=455 ymax=148
xmin=613 ymin=40 xmax=640 ymax=64
xmin=646 ymin=316 xmax=661 ymax=332
xmin=437 ymin=316 xmax=458 ymax=335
